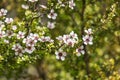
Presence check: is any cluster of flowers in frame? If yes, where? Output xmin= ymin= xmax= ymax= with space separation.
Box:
xmin=47 ymin=0 xmax=75 ymax=29
xmin=55 ymin=29 xmax=93 ymax=60
xmin=0 ymin=24 xmax=17 ymax=44
xmin=56 ymin=31 xmax=78 ymax=47
xmin=0 ymin=8 xmax=13 ymax=42
xmin=58 ymin=0 xmax=75 ymax=9
xmin=11 ymin=35 xmax=56 ymax=57
xmin=55 ymin=31 xmax=78 ymax=61
xmin=0 ymin=20 xmax=53 ymax=56
xmin=0 ymin=8 xmax=13 ymax=24
xmin=83 ymin=28 xmax=93 ymax=45
xmin=27 ymin=0 xmax=75 ymax=9
xmin=47 ymin=9 xmax=57 ymax=29
xmin=0 ymin=1 xmax=93 ymax=61
xmin=12 ymin=32 xmax=54 ymax=56
xmin=0 ymin=8 xmax=54 ymax=56
xmin=75 ymin=28 xmax=93 ymax=57
xmin=22 ymin=33 xmax=39 ymax=54
xmin=21 ymin=0 xmax=75 ymax=29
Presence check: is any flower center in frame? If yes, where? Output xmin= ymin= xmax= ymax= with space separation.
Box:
xmin=86 ymin=38 xmax=90 ymax=42
xmin=27 ymin=46 xmax=32 ymax=50
xmin=78 ymin=48 xmax=82 ymax=52
xmin=58 ymin=52 xmax=63 ymax=56
xmin=17 ymin=49 xmax=22 ymax=53
xmin=50 ymin=13 xmax=54 ymax=16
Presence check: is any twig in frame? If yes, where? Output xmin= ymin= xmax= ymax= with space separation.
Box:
xmin=81 ymin=0 xmax=90 ymax=77
xmin=25 ymin=15 xmax=41 ymax=38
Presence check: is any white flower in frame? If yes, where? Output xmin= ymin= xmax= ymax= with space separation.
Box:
xmin=0 ymin=8 xmax=7 ymax=17
xmin=29 ymin=0 xmax=38 ymax=2
xmin=83 ymin=35 xmax=93 ymax=45
xmin=47 ymin=9 xmax=57 ymax=20
xmin=6 ymin=30 xmax=14 ymax=38
xmin=55 ymin=50 xmax=66 ymax=61
xmin=65 ymin=39 xmax=76 ymax=47
xmin=12 ymin=43 xmax=25 ymax=56
xmin=76 ymin=45 xmax=85 ymax=56
xmin=0 ymin=30 xmax=5 ymax=38
xmin=63 ymin=35 xmax=70 ymax=43
xmin=12 ymin=25 xmax=17 ymax=30
xmin=17 ymin=31 xmax=25 ymax=39
xmin=21 ymin=4 xmax=29 ymax=10
xmin=58 ymin=0 xmax=65 ymax=7
xmin=5 ymin=18 xmax=13 ymax=24
xmin=23 ymin=33 xmax=39 ymax=45
xmin=70 ymin=31 xmax=78 ymax=40
xmin=12 ymin=43 xmax=22 ymax=51
xmin=47 ymin=22 xmax=55 ymax=29
xmin=4 ymin=39 xmax=9 ymax=44
xmin=31 ymin=33 xmax=39 ymax=42
xmin=29 ymin=33 xmax=34 ymax=38
xmin=25 ymin=46 xmax=35 ymax=54
xmin=15 ymin=48 xmax=25 ymax=56
xmin=69 ymin=0 xmax=75 ymax=9
xmin=23 ymin=37 xmax=29 ymax=43
xmin=85 ymin=28 xmax=92 ymax=35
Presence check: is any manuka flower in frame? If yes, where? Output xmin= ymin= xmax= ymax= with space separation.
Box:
xmin=17 ymin=31 xmax=25 ymax=39
xmin=48 ymin=9 xmax=57 ymax=20
xmin=47 ymin=22 xmax=55 ymax=29
xmin=5 ymin=18 xmax=13 ymax=24
xmin=76 ymin=45 xmax=85 ymax=56
xmin=55 ymin=50 xmax=66 ymax=61
xmin=84 ymin=28 xmax=92 ymax=35
xmin=0 ymin=8 xmax=7 ymax=17
xmin=58 ymin=0 xmax=65 ymax=7
xmin=12 ymin=43 xmax=24 ymax=56
xmin=12 ymin=25 xmax=17 ymax=30
xmin=83 ymin=35 xmax=93 ymax=45
xmin=6 ymin=30 xmax=14 ymax=38
xmin=69 ymin=0 xmax=75 ymax=9
xmin=31 ymin=33 xmax=39 ymax=42
xmin=15 ymin=48 xmax=25 ymax=56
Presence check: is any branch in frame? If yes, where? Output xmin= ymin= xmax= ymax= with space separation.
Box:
xmin=70 ymin=14 xmax=78 ymax=27
xmin=25 ymin=15 xmax=41 ymax=37
xmin=81 ymin=0 xmax=90 ymax=77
